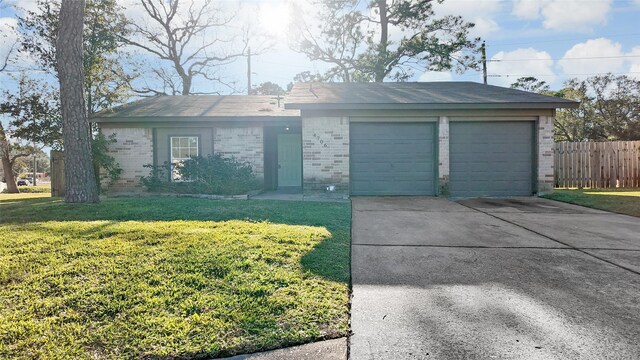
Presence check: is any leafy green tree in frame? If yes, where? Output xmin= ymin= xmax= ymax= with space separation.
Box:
xmin=18 ymin=0 xmax=132 ymax=115
xmin=292 ymin=0 xmax=479 ymax=82
xmin=252 ymin=82 xmax=286 ymax=95
xmin=0 ymin=75 xmax=61 ymax=193
xmin=553 ymin=75 xmax=640 ymax=141
xmin=552 ymin=79 xmax=593 ymax=142
xmin=510 ymin=76 xmax=551 ymax=93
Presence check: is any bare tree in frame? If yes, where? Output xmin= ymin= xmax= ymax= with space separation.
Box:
xmin=122 ymin=0 xmax=249 ymax=95
xmin=56 ymin=0 xmax=99 ymax=203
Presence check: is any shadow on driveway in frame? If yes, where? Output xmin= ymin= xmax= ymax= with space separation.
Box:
xmin=350 ymin=196 xmax=640 ymax=359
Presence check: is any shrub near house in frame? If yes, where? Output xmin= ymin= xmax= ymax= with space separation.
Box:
xmin=141 ymin=154 xmax=262 ymax=195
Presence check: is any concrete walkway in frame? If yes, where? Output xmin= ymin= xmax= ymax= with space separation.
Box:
xmin=220 ymin=338 xmax=347 ymax=360
xmin=350 ymin=197 xmax=640 ymax=359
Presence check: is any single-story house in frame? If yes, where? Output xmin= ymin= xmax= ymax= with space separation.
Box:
xmin=92 ymin=82 xmax=577 ymax=197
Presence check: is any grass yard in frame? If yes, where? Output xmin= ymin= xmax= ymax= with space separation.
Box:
xmin=0 ymin=194 xmax=351 ymax=359
xmin=544 ymin=188 xmax=640 ymax=217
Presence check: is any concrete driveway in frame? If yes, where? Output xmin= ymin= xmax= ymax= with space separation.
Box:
xmin=350 ymin=197 xmax=640 ymax=359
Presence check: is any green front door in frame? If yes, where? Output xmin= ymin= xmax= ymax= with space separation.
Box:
xmin=277 ymin=134 xmax=302 ymax=188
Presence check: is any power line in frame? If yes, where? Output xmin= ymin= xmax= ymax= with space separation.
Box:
xmin=488 ymin=32 xmax=640 ymax=47
xmin=489 ymin=55 xmax=640 ymax=62
xmin=478 ymin=71 xmax=640 ymax=78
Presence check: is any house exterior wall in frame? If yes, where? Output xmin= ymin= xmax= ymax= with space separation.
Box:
xmin=301 ymin=116 xmax=349 ymax=192
xmin=100 ymin=127 xmax=153 ymax=191
xmin=99 ymin=108 xmax=556 ymax=197
xmin=300 ymin=110 xmax=555 ymax=197
xmin=214 ymin=126 xmax=264 ymax=178
xmin=537 ymin=115 xmax=555 ymax=194
xmin=156 ymin=127 xmax=215 ymax=166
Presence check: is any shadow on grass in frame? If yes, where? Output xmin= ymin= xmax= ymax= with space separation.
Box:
xmin=1 ymin=196 xmax=352 ymax=359
xmin=1 ymin=196 xmax=353 ymax=284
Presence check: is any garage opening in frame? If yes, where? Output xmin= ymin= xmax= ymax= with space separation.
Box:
xmin=350 ymin=122 xmax=436 ymax=196
xmin=450 ymin=121 xmax=535 ymax=198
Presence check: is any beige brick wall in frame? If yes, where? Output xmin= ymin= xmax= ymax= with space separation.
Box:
xmin=214 ymin=126 xmax=264 ymax=178
xmin=302 ymin=117 xmax=349 ymax=192
xmin=101 ymin=127 xmax=153 ymax=191
xmin=537 ymin=116 xmax=555 ymax=194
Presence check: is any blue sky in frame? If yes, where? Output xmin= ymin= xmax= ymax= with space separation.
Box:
xmin=1 ymin=0 xmax=640 ymax=94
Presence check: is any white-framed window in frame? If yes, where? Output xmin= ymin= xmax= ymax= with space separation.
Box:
xmin=170 ymin=136 xmax=198 ymax=180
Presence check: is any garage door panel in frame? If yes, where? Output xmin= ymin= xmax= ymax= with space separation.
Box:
xmin=350 ymin=122 xmax=436 ymax=196
xmin=450 ymin=121 xmax=534 ymax=198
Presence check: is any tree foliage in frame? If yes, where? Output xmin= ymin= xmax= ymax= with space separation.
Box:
xmin=555 ymin=75 xmax=640 ymax=141
xmin=0 ymin=75 xmax=61 ymax=193
xmin=251 ymin=81 xmax=285 ymax=95
xmin=122 ymin=0 xmax=249 ymax=95
xmin=291 ymin=0 xmax=479 ymax=82
xmin=516 ymin=75 xmax=640 ymax=142
xmin=510 ymin=76 xmax=550 ymax=93
xmin=18 ymin=0 xmax=132 ymax=115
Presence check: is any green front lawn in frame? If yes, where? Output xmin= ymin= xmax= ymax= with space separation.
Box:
xmin=544 ymin=188 xmax=640 ymax=217
xmin=0 ymin=195 xmax=351 ymax=359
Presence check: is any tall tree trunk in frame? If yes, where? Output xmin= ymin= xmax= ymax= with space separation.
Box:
xmin=0 ymin=126 xmax=19 ymax=194
xmin=374 ymin=0 xmax=388 ymax=82
xmin=181 ymin=77 xmax=192 ymax=96
xmin=56 ymin=0 xmax=99 ymax=203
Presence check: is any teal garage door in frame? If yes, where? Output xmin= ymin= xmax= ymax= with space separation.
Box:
xmin=350 ymin=122 xmax=436 ymax=195
xmin=450 ymin=121 xmax=535 ymax=198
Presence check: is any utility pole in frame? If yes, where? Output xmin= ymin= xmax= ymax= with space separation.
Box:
xmin=247 ymin=47 xmax=251 ymax=95
xmin=481 ymin=41 xmax=487 ymax=85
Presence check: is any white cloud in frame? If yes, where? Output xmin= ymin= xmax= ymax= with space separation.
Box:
xmin=557 ymin=38 xmax=625 ymax=78
xmin=512 ymin=0 xmax=612 ymax=32
xmin=487 ymin=48 xmax=555 ymax=87
xmin=626 ymin=46 xmax=640 ymax=80
xmin=419 ymin=71 xmax=453 ymax=82
xmin=511 ymin=0 xmax=542 ymax=20
xmin=435 ymin=0 xmax=504 ymax=37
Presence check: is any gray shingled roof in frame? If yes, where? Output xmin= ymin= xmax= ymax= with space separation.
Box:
xmin=285 ymin=82 xmax=578 ymax=110
xmin=92 ymin=95 xmax=300 ymax=122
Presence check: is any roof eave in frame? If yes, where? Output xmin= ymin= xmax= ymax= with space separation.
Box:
xmin=91 ymin=115 xmax=302 ymax=123
xmin=284 ymin=102 xmax=579 ymax=110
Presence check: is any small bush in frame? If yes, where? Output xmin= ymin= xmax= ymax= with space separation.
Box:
xmin=1 ymin=184 xmax=50 ymax=194
xmin=140 ymin=155 xmax=262 ymax=195
xmin=92 ymin=133 xmax=123 ymax=193
xmin=140 ymin=163 xmax=172 ymax=193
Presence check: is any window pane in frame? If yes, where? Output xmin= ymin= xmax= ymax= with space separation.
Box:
xmin=172 ymin=137 xmax=179 ymax=147
xmin=180 ymin=137 xmax=188 ymax=147
xmin=178 ymin=148 xmax=188 ymax=159
xmin=189 ymin=137 xmax=197 ymax=147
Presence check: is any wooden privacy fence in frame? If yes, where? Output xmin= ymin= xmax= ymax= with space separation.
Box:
xmin=554 ymin=141 xmax=640 ymax=188
xmin=50 ymin=150 xmax=65 ymax=197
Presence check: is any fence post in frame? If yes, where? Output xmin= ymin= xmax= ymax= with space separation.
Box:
xmin=50 ymin=150 xmax=65 ymax=197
